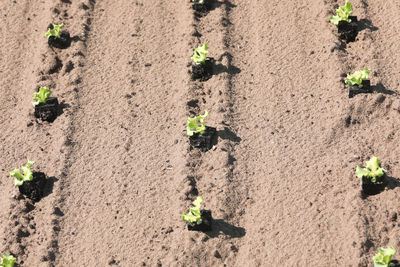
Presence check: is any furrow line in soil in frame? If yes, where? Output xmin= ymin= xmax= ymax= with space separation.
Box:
xmin=228 ymin=0 xmax=366 ymax=265
xmin=53 ymin=1 xmax=191 ymax=265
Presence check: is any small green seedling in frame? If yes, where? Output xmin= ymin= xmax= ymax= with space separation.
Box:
xmin=187 ymin=110 xmax=208 ymax=136
xmin=32 ymin=87 xmax=51 ymax=106
xmin=192 ymin=0 xmax=205 ymax=3
xmin=0 ymin=253 xmax=16 ymax=267
xmin=330 ymin=1 xmax=353 ymax=25
xmin=8 ymin=160 xmax=35 ymax=187
xmin=356 ymin=156 xmax=386 ymax=183
xmin=45 ymin=23 xmax=64 ymax=38
xmin=346 ymin=68 xmax=371 ymax=88
xmin=182 ymin=196 xmax=203 ymax=224
xmin=373 ymin=246 xmax=396 ymax=267
xmin=191 ymin=43 xmax=208 ymax=65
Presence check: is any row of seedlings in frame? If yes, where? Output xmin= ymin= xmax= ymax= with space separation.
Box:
xmin=181 ymin=1 xmax=216 ymax=232
xmin=331 ymin=2 xmax=397 ymax=266
xmin=1 ymin=23 xmax=72 ymax=265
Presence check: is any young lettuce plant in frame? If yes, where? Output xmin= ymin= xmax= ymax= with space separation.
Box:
xmin=346 ymin=68 xmax=371 ymax=88
xmin=0 ymin=253 xmax=16 ymax=267
xmin=187 ymin=110 xmax=208 ymax=136
xmin=355 ymin=156 xmax=386 ymax=183
xmin=182 ymin=196 xmax=203 ymax=224
xmin=330 ymin=1 xmax=353 ymax=25
xmin=45 ymin=23 xmax=65 ymax=38
xmin=8 ymin=160 xmax=35 ymax=187
xmin=191 ymin=44 xmax=208 ymax=65
xmin=32 ymin=87 xmax=51 ymax=106
xmin=373 ymin=246 xmax=396 ymax=267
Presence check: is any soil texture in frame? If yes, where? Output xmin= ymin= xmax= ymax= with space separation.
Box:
xmin=1 ymin=0 xmax=400 ymax=266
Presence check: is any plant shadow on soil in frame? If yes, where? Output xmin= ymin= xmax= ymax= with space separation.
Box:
xmin=357 ymin=19 xmax=379 ymax=32
xmin=208 ymin=0 xmax=237 ymax=12
xmin=205 ymin=219 xmax=245 ymax=238
xmin=361 ymin=176 xmax=400 ymax=199
xmin=57 ymin=102 xmax=70 ymax=117
xmin=217 ymin=127 xmax=242 ymax=144
xmin=371 ymin=82 xmax=397 ymax=95
xmin=42 ymin=176 xmax=58 ymax=199
xmin=214 ymin=52 xmax=241 ymax=76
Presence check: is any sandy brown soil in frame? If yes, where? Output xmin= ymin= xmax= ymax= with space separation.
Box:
xmin=1 ymin=0 xmax=400 ymax=266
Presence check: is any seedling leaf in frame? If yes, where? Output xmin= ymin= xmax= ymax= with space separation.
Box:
xmin=355 ymin=156 xmax=386 ymax=183
xmin=182 ymin=196 xmax=203 ymax=224
xmin=0 ymin=253 xmax=16 ymax=267
xmin=191 ymin=43 xmax=208 ymax=65
xmin=373 ymin=246 xmax=396 ymax=267
xmin=32 ymin=87 xmax=51 ymax=106
xmin=45 ymin=23 xmax=64 ymax=38
xmin=192 ymin=0 xmax=205 ymax=3
xmin=346 ymin=68 xmax=371 ymax=88
xmin=187 ymin=110 xmax=208 ymax=136
xmin=329 ymin=1 xmax=353 ymax=25
xmin=8 ymin=160 xmax=35 ymax=187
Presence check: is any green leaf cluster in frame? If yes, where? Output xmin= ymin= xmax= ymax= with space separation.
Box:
xmin=355 ymin=156 xmax=386 ymax=182
xmin=346 ymin=68 xmax=371 ymax=88
xmin=187 ymin=110 xmax=208 ymax=136
xmin=32 ymin=87 xmax=51 ymax=106
xmin=373 ymin=246 xmax=396 ymax=267
xmin=0 ymin=253 xmax=16 ymax=267
xmin=182 ymin=196 xmax=203 ymax=224
xmin=191 ymin=43 xmax=208 ymax=65
xmin=329 ymin=1 xmax=353 ymax=25
xmin=45 ymin=23 xmax=64 ymax=38
xmin=8 ymin=160 xmax=35 ymax=187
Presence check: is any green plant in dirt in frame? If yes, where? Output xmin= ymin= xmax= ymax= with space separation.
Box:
xmin=32 ymin=87 xmax=51 ymax=106
xmin=329 ymin=1 xmax=353 ymax=25
xmin=373 ymin=246 xmax=396 ymax=267
xmin=191 ymin=0 xmax=205 ymax=3
xmin=346 ymin=68 xmax=371 ymax=88
xmin=8 ymin=160 xmax=35 ymax=187
xmin=187 ymin=110 xmax=208 ymax=136
xmin=355 ymin=156 xmax=387 ymax=182
xmin=191 ymin=43 xmax=208 ymax=65
xmin=45 ymin=23 xmax=64 ymax=38
xmin=182 ymin=196 xmax=203 ymax=224
xmin=0 ymin=253 xmax=16 ymax=267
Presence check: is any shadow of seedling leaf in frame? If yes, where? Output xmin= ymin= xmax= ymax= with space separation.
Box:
xmin=358 ymin=19 xmax=379 ymax=32
xmin=371 ymin=82 xmax=397 ymax=96
xmin=218 ymin=127 xmax=242 ymax=143
xmin=206 ymin=219 xmax=246 ymax=238
xmin=385 ymin=176 xmax=400 ymax=191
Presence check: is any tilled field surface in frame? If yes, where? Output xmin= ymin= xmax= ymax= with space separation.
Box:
xmin=1 ymin=0 xmax=400 ymax=266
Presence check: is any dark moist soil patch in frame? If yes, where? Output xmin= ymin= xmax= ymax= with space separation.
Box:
xmin=191 ymin=58 xmax=214 ymax=81
xmin=187 ymin=210 xmax=212 ymax=232
xmin=337 ymin=16 xmax=358 ymax=43
xmin=361 ymin=174 xmax=386 ymax=196
xmin=19 ymin=172 xmax=46 ymax=202
xmin=34 ymin=97 xmax=59 ymax=122
xmin=48 ymin=31 xmax=71 ymax=49
xmin=348 ymin=80 xmax=371 ymax=98
xmin=189 ymin=126 xmax=216 ymax=152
